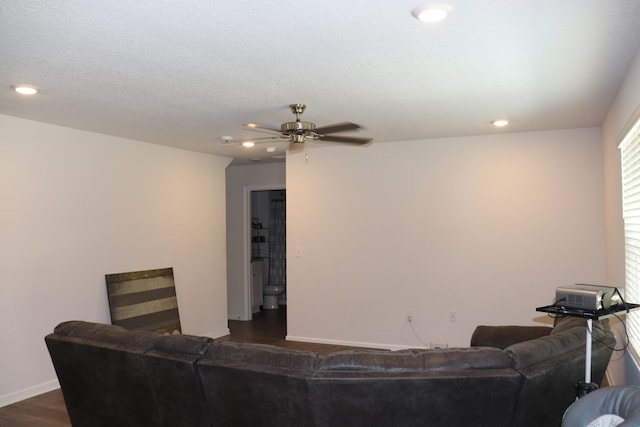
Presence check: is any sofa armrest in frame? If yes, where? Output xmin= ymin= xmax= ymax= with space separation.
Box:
xmin=470 ymin=325 xmax=552 ymax=349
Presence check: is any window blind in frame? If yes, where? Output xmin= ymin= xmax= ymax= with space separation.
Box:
xmin=620 ymin=116 xmax=640 ymax=358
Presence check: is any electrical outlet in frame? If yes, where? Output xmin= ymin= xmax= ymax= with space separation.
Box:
xmin=406 ymin=308 xmax=415 ymax=323
xmin=449 ymin=311 xmax=457 ymax=323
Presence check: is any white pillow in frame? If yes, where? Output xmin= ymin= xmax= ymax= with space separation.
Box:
xmin=586 ymin=414 xmax=625 ymax=427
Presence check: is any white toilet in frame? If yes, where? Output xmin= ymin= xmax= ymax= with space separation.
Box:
xmin=263 ymin=285 xmax=285 ymax=309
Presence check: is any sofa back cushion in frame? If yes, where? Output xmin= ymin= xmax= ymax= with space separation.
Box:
xmin=53 ymin=319 xmax=158 ymax=347
xmin=318 ymin=347 xmax=512 ymax=372
xmin=470 ymin=325 xmax=552 ymax=349
xmin=198 ymin=342 xmax=320 ymax=427
xmin=144 ymin=334 xmax=214 ymax=427
xmin=204 ymin=341 xmax=320 ymax=370
xmin=551 ymin=315 xmax=588 ymax=333
xmin=551 ymin=315 xmax=609 ymax=337
xmin=311 ymin=367 xmax=521 ymax=427
xmin=45 ymin=321 xmax=162 ymax=427
xmin=506 ymin=326 xmax=584 ymax=370
xmin=416 ymin=347 xmax=513 ymax=370
xmin=311 ymin=347 xmax=519 ymax=426
xmin=152 ymin=333 xmax=212 ymax=355
xmin=508 ymin=317 xmax=611 ymax=371
xmin=506 ymin=318 xmax=615 ymax=427
xmin=318 ymin=349 xmax=422 ymax=371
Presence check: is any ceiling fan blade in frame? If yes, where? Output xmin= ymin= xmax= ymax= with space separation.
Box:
xmin=314 ymin=122 xmax=361 ymax=134
xmin=318 ymin=134 xmax=373 ymax=145
xmin=247 ymin=136 xmax=289 ymax=145
xmin=242 ymin=124 xmax=283 ymax=136
xmin=223 ymin=136 xmax=288 ymax=147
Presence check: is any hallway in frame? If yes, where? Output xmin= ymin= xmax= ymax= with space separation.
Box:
xmin=218 ymin=308 xmax=377 ymax=355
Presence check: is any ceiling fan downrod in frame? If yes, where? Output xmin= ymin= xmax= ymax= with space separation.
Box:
xmin=290 ymin=103 xmax=306 ymax=120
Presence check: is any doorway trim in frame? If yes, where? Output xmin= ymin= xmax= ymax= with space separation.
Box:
xmin=243 ymin=184 xmax=286 ymax=320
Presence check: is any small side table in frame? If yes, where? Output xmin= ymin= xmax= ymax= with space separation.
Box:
xmin=536 ymin=303 xmax=639 ymax=397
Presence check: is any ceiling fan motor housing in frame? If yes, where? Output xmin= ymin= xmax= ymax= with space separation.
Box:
xmin=281 ymin=121 xmax=316 ymax=132
xmin=281 ymin=120 xmax=316 ymax=143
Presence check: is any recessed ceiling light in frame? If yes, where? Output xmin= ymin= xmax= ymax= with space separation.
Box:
xmin=412 ymin=4 xmax=452 ymax=23
xmin=493 ymin=119 xmax=509 ymax=127
xmin=12 ymin=84 xmax=38 ymax=95
xmin=242 ymin=141 xmax=255 ymax=148
xmin=266 ymin=146 xmax=276 ymax=153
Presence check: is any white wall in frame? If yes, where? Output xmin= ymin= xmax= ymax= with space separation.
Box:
xmin=226 ymin=162 xmax=285 ymax=320
xmin=286 ymin=129 xmax=605 ymax=349
xmin=602 ymin=50 xmax=640 ymax=385
xmin=0 ymin=115 xmax=231 ymax=406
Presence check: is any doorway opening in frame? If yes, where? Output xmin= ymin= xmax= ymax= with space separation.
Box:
xmin=247 ymin=189 xmax=286 ymax=334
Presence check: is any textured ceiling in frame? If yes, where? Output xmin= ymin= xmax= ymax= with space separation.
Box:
xmin=2 ymin=0 xmax=640 ymax=165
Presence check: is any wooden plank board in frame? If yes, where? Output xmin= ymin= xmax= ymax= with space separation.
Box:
xmin=105 ymin=267 xmax=181 ymax=334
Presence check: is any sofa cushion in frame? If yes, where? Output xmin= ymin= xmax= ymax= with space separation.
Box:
xmin=311 ymin=365 xmax=522 ymax=427
xmin=552 ymin=315 xmax=587 ymax=334
xmin=53 ymin=320 xmax=158 ymax=348
xmin=415 ymin=347 xmax=513 ymax=370
xmin=205 ymin=341 xmax=320 ymax=370
xmin=318 ymin=347 xmax=512 ymax=372
xmin=152 ymin=333 xmax=213 ymax=356
xmin=506 ymin=326 xmax=584 ymax=370
xmin=318 ymin=349 xmax=422 ymax=371
xmin=471 ymin=325 xmax=552 ymax=349
xmin=144 ymin=335 xmax=214 ymax=427
xmin=199 ymin=342 xmax=318 ymax=427
xmin=551 ymin=315 xmax=608 ymax=337
xmin=507 ymin=317 xmax=612 ymax=371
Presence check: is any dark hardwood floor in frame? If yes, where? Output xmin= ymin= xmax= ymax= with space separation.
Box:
xmin=218 ymin=308 xmax=371 ymax=354
xmin=0 ymin=307 xmax=365 ymax=426
xmin=0 ymin=388 xmax=71 ymax=427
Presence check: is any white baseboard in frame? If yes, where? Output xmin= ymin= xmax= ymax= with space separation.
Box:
xmin=0 ymin=379 xmax=60 ymax=408
xmin=285 ymin=335 xmax=408 ymax=351
xmin=228 ymin=312 xmax=250 ymax=321
xmin=207 ymin=327 xmax=231 ymax=339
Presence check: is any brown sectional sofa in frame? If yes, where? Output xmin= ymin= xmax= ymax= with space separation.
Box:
xmin=45 ymin=316 xmax=614 ymax=427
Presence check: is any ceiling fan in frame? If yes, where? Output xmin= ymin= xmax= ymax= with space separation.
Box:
xmin=236 ymin=104 xmax=372 ymax=150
